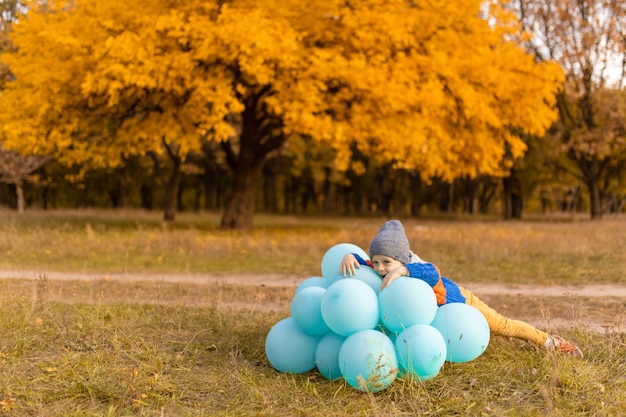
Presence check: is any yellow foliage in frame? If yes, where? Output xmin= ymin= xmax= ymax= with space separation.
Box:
xmin=0 ymin=0 xmax=563 ymax=181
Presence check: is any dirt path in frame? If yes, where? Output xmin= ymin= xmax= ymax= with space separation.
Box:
xmin=1 ymin=269 xmax=625 ymax=298
xmin=2 ymin=270 xmax=624 ymax=334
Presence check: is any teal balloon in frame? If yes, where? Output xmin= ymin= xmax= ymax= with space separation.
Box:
xmin=338 ymin=330 xmax=399 ymax=392
xmin=395 ymin=324 xmax=447 ymax=381
xmin=321 ymin=279 xmax=379 ymax=337
xmin=315 ymin=332 xmax=346 ymax=380
xmin=265 ymin=318 xmax=320 ymax=373
xmin=430 ymin=303 xmax=490 ymax=363
xmin=291 ymin=286 xmax=330 ymax=336
xmin=321 ymin=243 xmax=369 ymax=280
xmin=295 ymin=276 xmax=329 ymax=293
xmin=378 ymin=277 xmax=438 ymax=332
xmin=331 ymin=266 xmax=383 ymax=295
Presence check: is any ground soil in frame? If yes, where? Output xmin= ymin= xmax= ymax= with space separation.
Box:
xmin=2 ymin=270 xmax=626 ymax=297
xmin=2 ymin=270 xmax=624 ymax=334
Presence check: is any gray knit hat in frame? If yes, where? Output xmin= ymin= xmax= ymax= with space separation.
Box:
xmin=369 ymin=220 xmax=411 ymax=264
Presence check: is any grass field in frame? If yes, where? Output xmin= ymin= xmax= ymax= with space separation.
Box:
xmin=0 ymin=209 xmax=625 ymax=416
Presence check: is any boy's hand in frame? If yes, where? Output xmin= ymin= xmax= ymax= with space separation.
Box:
xmin=339 ymin=253 xmax=359 ymax=277
xmin=379 ymin=266 xmax=409 ymax=291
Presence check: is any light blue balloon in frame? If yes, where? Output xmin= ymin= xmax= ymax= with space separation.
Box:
xmin=321 ymin=279 xmax=379 ymax=337
xmin=295 ymin=276 xmax=329 ymax=293
xmin=351 ymin=267 xmax=383 ymax=294
xmin=330 ymin=266 xmax=383 ymax=294
xmin=338 ymin=330 xmax=399 ymax=392
xmin=321 ymin=243 xmax=369 ymax=280
xmin=395 ymin=324 xmax=447 ymax=381
xmin=291 ymin=286 xmax=330 ymax=336
xmin=430 ymin=303 xmax=490 ymax=363
xmin=378 ymin=277 xmax=438 ymax=332
xmin=315 ymin=332 xmax=346 ymax=380
xmin=265 ymin=318 xmax=320 ymax=373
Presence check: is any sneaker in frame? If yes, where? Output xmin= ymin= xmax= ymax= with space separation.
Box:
xmin=545 ymin=335 xmax=584 ymax=358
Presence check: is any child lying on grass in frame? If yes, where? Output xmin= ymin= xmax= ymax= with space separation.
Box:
xmin=340 ymin=219 xmax=583 ymax=357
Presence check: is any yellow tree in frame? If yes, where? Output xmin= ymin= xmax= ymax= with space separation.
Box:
xmin=0 ymin=0 xmax=216 ymax=220
xmin=1 ymin=0 xmax=563 ymax=228
xmin=0 ymin=0 xmax=19 ymax=88
xmin=0 ymin=0 xmax=49 ymax=213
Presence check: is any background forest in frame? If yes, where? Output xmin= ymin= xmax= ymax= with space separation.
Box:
xmin=0 ymin=0 xmax=625 ymax=229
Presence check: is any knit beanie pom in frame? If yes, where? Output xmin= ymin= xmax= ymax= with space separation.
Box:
xmin=369 ymin=220 xmax=411 ymax=264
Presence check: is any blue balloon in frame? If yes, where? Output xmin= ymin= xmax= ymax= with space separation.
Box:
xmin=430 ymin=303 xmax=490 ymax=363
xmin=291 ymin=286 xmax=330 ymax=336
xmin=295 ymin=276 xmax=329 ymax=293
xmin=378 ymin=277 xmax=438 ymax=332
xmin=351 ymin=267 xmax=383 ymax=294
xmin=338 ymin=330 xmax=399 ymax=392
xmin=265 ymin=318 xmax=320 ymax=373
xmin=395 ymin=324 xmax=447 ymax=381
xmin=315 ymin=332 xmax=346 ymax=380
xmin=321 ymin=243 xmax=369 ymax=280
xmin=321 ymin=279 xmax=379 ymax=337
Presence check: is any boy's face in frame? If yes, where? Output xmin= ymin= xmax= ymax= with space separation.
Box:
xmin=370 ymin=254 xmax=403 ymax=278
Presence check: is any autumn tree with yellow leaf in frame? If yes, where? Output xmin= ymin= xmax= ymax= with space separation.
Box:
xmin=1 ymin=0 xmax=563 ymax=228
xmin=0 ymin=0 xmax=51 ymax=213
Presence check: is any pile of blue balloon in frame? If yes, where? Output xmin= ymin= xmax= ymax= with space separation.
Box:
xmin=265 ymin=243 xmax=490 ymax=392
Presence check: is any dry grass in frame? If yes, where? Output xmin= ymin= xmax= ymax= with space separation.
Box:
xmin=0 ymin=209 xmax=625 ymax=416
xmin=1 ymin=276 xmax=625 ymax=416
xmin=1 ymin=209 xmax=625 ymax=285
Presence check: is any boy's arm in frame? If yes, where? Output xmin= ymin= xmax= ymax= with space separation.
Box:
xmin=353 ymin=253 xmax=373 ymax=268
xmin=404 ymin=262 xmax=441 ymax=287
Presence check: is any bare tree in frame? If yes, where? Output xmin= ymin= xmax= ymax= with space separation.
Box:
xmin=512 ymin=0 xmax=626 ymax=219
xmin=0 ymin=143 xmax=50 ymax=212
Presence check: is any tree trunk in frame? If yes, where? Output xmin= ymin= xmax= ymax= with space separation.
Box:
xmin=148 ymin=141 xmax=182 ymax=223
xmin=140 ymin=184 xmax=153 ymax=209
xmin=177 ymin=178 xmax=185 ymax=212
xmin=374 ymin=165 xmax=396 ymax=214
xmin=220 ymin=161 xmax=261 ymax=229
xmin=576 ymin=156 xmax=604 ymax=220
xmin=587 ymin=176 xmax=603 ymax=219
xmin=478 ymin=180 xmax=497 ymax=214
xmin=163 ymin=155 xmax=181 ymax=222
xmin=15 ymin=180 xmax=25 ymax=213
xmin=321 ymin=167 xmax=335 ymax=212
xmin=201 ymin=142 xmax=229 ymax=211
xmin=446 ymin=182 xmax=454 ymax=213
xmin=461 ymin=178 xmax=478 ymax=214
xmin=78 ymin=180 xmax=88 ymax=209
xmin=410 ymin=172 xmax=421 ymax=216
xmin=202 ymin=179 xmax=215 ymax=211
xmin=503 ymin=176 xmax=523 ymax=219
xmin=219 ymin=87 xmax=287 ymax=229
xmin=37 ymin=183 xmax=48 ymax=209
xmin=301 ymin=167 xmax=317 ymax=213
xmin=118 ymin=166 xmax=127 ymax=208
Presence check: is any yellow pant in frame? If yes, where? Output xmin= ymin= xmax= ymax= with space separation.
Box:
xmin=459 ymin=287 xmax=549 ymax=346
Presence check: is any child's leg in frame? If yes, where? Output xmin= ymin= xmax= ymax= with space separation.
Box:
xmin=459 ymin=287 xmax=549 ymax=346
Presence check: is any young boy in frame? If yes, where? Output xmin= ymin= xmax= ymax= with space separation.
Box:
xmin=340 ymin=219 xmax=583 ymax=357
